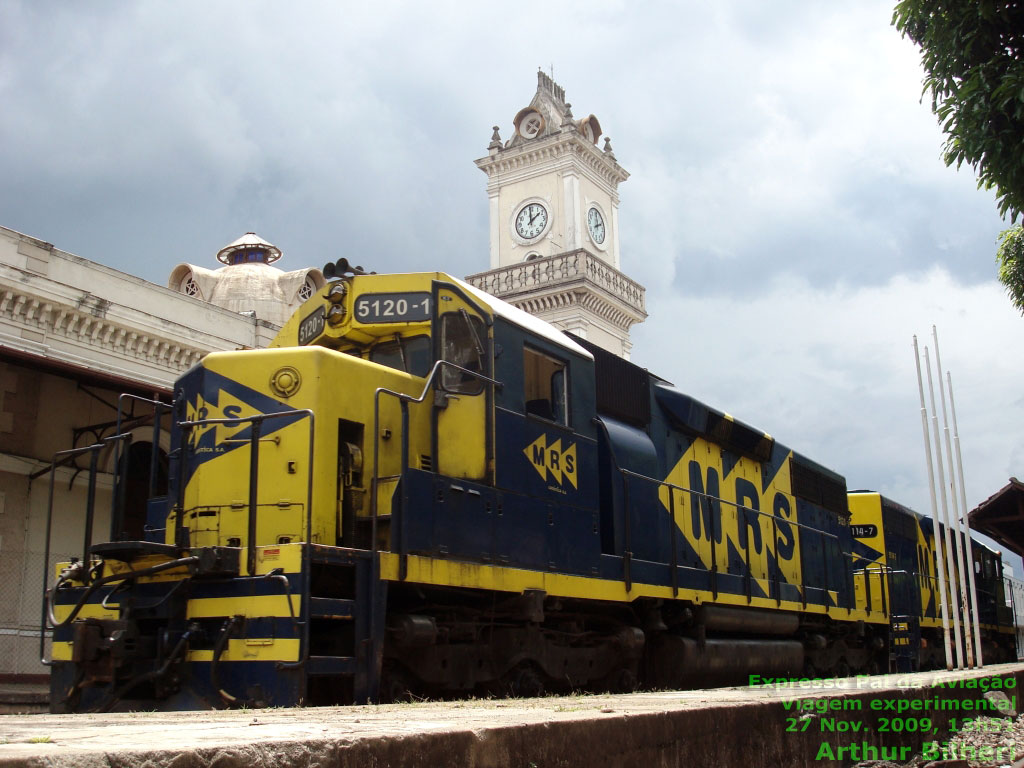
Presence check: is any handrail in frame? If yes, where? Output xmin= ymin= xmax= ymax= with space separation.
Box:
xmin=616 ymin=467 xmax=843 ymax=541
xmin=176 ymin=409 xmax=315 ymax=578
xmin=371 ymin=359 xmax=502 ymax=565
xmin=111 ymin=394 xmax=172 ymax=538
xmin=591 ymin=418 xmax=851 ymax=606
xmin=367 ymin=357 xmax=501 ymax=675
xmin=853 ymin=566 xmax=956 ymax=621
xmin=42 ymin=408 xmax=317 ymax=673
xmin=39 ymin=433 xmax=135 ymax=667
xmin=176 ymin=408 xmax=314 ymax=674
xmin=617 ymin=465 xmax=846 ymax=605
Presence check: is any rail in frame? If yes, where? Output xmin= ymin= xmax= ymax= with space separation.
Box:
xmin=854 ymin=563 xmax=999 ymax=647
xmin=110 ymin=394 xmax=172 ymax=541
xmin=614 ymin=457 xmax=989 ymax=632
xmin=615 ymin=466 xmax=846 ymax=606
xmin=41 ymin=407 xmax=316 ymax=668
xmin=39 ymin=434 xmax=132 ymax=666
xmin=175 ymin=408 xmax=315 ymax=673
xmin=175 ymin=409 xmax=315 ymax=578
xmin=851 ymin=565 xmax=918 ymax=619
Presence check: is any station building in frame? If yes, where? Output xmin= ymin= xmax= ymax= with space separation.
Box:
xmin=0 ymin=226 xmax=322 ymax=681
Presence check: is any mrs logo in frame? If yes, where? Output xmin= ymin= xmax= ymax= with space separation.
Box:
xmin=178 ymin=368 xmax=306 ymax=481
xmin=185 ymin=390 xmax=256 ymax=453
xmin=524 ymin=434 xmax=578 ymax=489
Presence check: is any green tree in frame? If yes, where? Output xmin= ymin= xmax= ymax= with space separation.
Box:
xmin=997 ymin=226 xmax=1024 ymax=314
xmin=893 ymin=1 xmax=1024 ymax=312
xmin=893 ymin=2 xmax=1024 ymax=219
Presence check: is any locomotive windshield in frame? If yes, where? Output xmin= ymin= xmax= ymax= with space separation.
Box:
xmin=368 ymin=335 xmax=431 ymax=377
xmin=440 ymin=310 xmax=486 ymax=394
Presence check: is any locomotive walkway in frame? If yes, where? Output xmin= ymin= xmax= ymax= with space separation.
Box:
xmin=1 ymin=663 xmax=1023 ymax=767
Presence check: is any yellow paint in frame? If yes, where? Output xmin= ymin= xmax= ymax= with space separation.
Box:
xmin=51 ymin=603 xmax=118 ymax=623
xmin=434 ymin=282 xmax=490 ymax=482
xmin=173 ymin=273 xmax=502 ymax=558
xmin=378 ymin=552 xmax=884 ymax=624
xmin=53 ymin=638 xmax=299 ymax=663
xmin=271 ymin=273 xmax=470 ymax=349
xmin=658 ymin=438 xmax=803 ymax=592
xmin=524 ymin=434 xmax=578 ymax=489
xmin=51 ymin=642 xmax=72 ymax=661
xmin=254 ymin=543 xmax=302 ymax=574
xmin=437 ymin=387 xmax=487 ymax=480
xmin=176 ymin=341 xmax=435 ymax=557
xmin=916 ymin=520 xmax=968 ymax=632
xmin=917 ymin=511 xmax=941 ymax=625
xmin=55 ymin=556 xmax=190 ymax=584
xmin=848 ymin=493 xmax=890 ymax=617
xmin=188 ymin=638 xmax=300 ymax=662
xmin=186 ymin=594 xmax=300 ymax=619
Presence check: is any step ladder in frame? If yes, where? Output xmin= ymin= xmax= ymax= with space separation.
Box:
xmin=305 ymin=545 xmax=387 ymax=704
xmin=888 ymin=614 xmax=920 ymax=673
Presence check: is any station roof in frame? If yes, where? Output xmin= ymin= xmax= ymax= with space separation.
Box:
xmin=968 ymin=477 xmax=1024 ymax=558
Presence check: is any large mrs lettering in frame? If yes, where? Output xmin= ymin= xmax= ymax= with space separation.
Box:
xmin=688 ymin=461 xmax=722 ymax=544
xmin=773 ymin=492 xmax=795 ymax=560
xmin=734 ymin=478 xmax=763 ymax=555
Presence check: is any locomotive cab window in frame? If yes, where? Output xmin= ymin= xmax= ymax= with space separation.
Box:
xmin=370 ymin=335 xmax=431 ymax=377
xmin=440 ymin=311 xmax=486 ymax=394
xmin=524 ymin=346 xmax=567 ymax=425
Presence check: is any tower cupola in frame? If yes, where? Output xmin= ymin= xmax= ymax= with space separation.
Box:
xmin=467 ymin=71 xmax=646 ymax=359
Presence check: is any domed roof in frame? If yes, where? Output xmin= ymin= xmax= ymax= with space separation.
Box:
xmin=215 ymin=232 xmax=282 ymax=265
xmin=169 ymin=233 xmax=324 ymax=328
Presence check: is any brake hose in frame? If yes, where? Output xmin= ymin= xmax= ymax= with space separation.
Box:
xmin=47 ymin=556 xmax=199 ymax=628
xmin=211 ymin=615 xmax=245 ymax=707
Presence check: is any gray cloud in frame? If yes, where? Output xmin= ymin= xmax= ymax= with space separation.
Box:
xmin=1 ymin=1 xmax=1021 ymax=541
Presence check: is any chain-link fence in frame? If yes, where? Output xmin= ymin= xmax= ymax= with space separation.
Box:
xmin=0 ymin=547 xmax=76 ymax=677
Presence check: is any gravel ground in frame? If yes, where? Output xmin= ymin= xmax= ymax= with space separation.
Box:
xmin=944 ymin=713 xmax=1024 ymax=767
xmin=854 ymin=712 xmax=1024 ymax=768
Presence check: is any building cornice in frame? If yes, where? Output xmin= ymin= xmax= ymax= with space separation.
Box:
xmin=0 ymin=226 xmax=282 ymax=388
xmin=475 ymin=132 xmax=629 ymax=189
xmin=0 ymin=279 xmax=207 ymax=387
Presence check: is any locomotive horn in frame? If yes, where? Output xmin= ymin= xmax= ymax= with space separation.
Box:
xmin=322 ymin=258 xmax=373 ymax=278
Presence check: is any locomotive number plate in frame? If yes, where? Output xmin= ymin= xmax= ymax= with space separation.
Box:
xmin=851 ymin=524 xmax=878 ymax=538
xmin=298 ymin=306 xmax=325 ymax=345
xmin=354 ymin=292 xmax=431 ymax=323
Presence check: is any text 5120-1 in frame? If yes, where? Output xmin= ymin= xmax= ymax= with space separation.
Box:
xmin=354 ymin=293 xmax=431 ymax=324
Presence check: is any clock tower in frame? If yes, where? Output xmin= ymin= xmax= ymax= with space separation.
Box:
xmin=466 ymin=71 xmax=646 ymax=358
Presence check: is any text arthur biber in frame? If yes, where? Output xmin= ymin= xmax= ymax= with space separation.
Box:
xmin=749 ymin=673 xmax=1018 ymax=764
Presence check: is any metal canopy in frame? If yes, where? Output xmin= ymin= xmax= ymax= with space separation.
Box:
xmin=968 ymin=477 xmax=1024 ymax=558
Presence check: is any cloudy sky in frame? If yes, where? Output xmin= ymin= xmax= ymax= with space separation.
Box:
xmin=2 ymin=2 xmax=1022 ymax=555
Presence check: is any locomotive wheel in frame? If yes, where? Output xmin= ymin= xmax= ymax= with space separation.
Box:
xmin=507 ymin=663 xmax=545 ymax=698
xmin=380 ymin=663 xmax=416 ymax=703
xmin=600 ymin=667 xmax=638 ymax=694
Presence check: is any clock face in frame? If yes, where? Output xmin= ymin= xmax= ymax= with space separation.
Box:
xmin=587 ymin=207 xmax=606 ymax=245
xmin=515 ymin=203 xmax=548 ymax=240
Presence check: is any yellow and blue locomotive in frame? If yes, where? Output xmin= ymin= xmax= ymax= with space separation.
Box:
xmin=42 ymin=265 xmax=1015 ymax=711
xmin=847 ymin=492 xmax=1015 ymax=670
